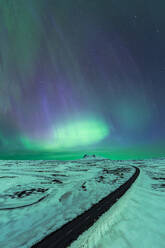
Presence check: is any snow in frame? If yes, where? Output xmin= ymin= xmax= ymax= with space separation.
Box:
xmin=0 ymin=158 xmax=134 ymax=248
xmin=2 ymin=157 xmax=164 ymax=248
xmin=79 ymin=158 xmax=165 ymax=248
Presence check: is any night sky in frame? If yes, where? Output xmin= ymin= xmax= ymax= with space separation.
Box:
xmin=0 ymin=0 xmax=165 ymax=159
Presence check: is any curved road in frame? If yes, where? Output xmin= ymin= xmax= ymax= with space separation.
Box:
xmin=32 ymin=166 xmax=140 ymax=248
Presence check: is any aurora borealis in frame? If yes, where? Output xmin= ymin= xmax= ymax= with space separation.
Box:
xmin=0 ymin=0 xmax=165 ymax=159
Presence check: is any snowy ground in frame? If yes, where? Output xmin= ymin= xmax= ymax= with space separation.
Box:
xmin=0 ymin=157 xmax=134 ymax=248
xmin=92 ymin=158 xmax=165 ymax=248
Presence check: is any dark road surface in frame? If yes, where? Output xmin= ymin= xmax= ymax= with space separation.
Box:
xmin=32 ymin=166 xmax=140 ymax=248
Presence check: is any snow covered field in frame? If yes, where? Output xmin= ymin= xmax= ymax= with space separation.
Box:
xmin=0 ymin=158 xmax=134 ymax=248
xmin=93 ymin=158 xmax=165 ymax=248
xmin=1 ymin=157 xmax=164 ymax=248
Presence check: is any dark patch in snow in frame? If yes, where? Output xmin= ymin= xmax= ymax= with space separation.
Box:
xmin=103 ymin=169 xmax=109 ymax=174
xmin=103 ymin=167 xmax=131 ymax=177
xmin=0 ymin=176 xmax=16 ymax=178
xmin=81 ymin=182 xmax=87 ymax=191
xmin=52 ymin=174 xmax=67 ymax=177
xmin=7 ymin=188 xmax=48 ymax=199
xmin=152 ymin=177 xmax=165 ymax=181
xmin=52 ymin=179 xmax=63 ymax=184
xmin=96 ymin=176 xmax=105 ymax=183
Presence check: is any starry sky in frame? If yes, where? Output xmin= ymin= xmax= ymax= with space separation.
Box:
xmin=0 ymin=0 xmax=165 ymax=159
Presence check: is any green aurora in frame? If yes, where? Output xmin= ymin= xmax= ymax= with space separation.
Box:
xmin=0 ymin=1 xmax=165 ymax=160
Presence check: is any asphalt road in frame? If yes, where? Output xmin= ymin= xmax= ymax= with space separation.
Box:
xmin=32 ymin=166 xmax=140 ymax=248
